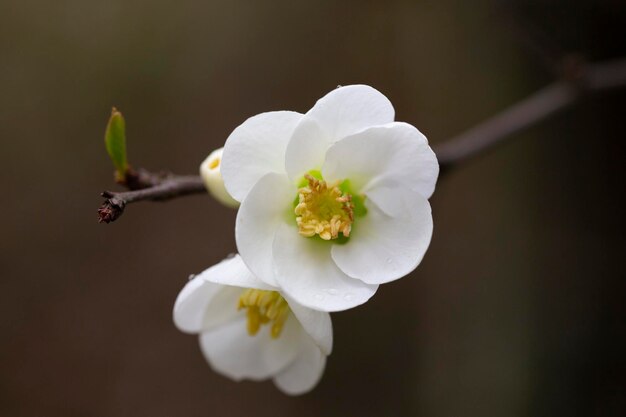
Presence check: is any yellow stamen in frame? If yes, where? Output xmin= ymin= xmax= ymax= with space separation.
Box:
xmin=208 ymin=157 xmax=220 ymax=169
xmin=238 ymin=289 xmax=290 ymax=339
xmin=295 ymin=174 xmax=354 ymax=240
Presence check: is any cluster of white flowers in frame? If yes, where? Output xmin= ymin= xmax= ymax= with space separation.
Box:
xmin=177 ymin=85 xmax=438 ymax=394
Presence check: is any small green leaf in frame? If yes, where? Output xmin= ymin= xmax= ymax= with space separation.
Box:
xmin=104 ymin=107 xmax=128 ymax=181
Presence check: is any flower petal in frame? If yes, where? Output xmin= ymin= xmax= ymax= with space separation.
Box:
xmin=199 ymin=147 xmax=240 ymax=208
xmin=331 ymin=187 xmax=433 ymax=285
xmin=322 ymin=122 xmax=439 ymax=199
xmin=272 ymin=222 xmax=379 ymax=312
xmin=236 ymin=172 xmax=296 ymax=287
xmin=221 ymin=111 xmax=302 ymax=202
xmin=284 ymin=117 xmax=331 ymax=183
xmin=199 ymin=313 xmax=301 ymax=381
xmin=173 ymin=277 xmax=240 ymax=334
xmin=284 ymin=294 xmax=333 ymax=355
xmin=273 ymin=333 xmax=326 ymax=395
xmin=197 ymin=254 xmax=274 ymax=291
xmin=306 ymin=84 xmax=395 ymax=141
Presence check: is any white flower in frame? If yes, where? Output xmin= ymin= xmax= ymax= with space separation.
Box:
xmin=173 ymin=254 xmax=332 ymax=395
xmin=200 ymin=147 xmax=240 ymax=208
xmin=221 ymin=85 xmax=438 ymax=312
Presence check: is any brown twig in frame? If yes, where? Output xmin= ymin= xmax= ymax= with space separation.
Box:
xmin=434 ymin=57 xmax=626 ymax=169
xmin=97 ymin=57 xmax=626 ymax=223
xmin=98 ymin=172 xmax=205 ymax=223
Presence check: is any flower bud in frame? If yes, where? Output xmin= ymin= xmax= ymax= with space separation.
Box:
xmin=200 ymin=148 xmax=239 ymax=208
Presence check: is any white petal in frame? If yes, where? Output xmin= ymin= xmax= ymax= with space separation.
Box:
xmin=199 ymin=286 xmax=245 ymax=331
xmin=221 ymin=111 xmax=302 ymax=202
xmin=306 ymin=84 xmax=395 ymax=141
xmin=273 ymin=333 xmax=326 ymax=395
xmin=173 ymin=277 xmax=221 ymax=333
xmin=322 ymin=122 xmax=439 ymax=199
xmin=197 ymin=254 xmax=274 ymax=291
xmin=199 ymin=147 xmax=240 ymax=208
xmin=331 ymin=187 xmax=433 ymax=285
xmin=284 ymin=117 xmax=331 ymax=183
xmin=272 ymin=222 xmax=378 ymax=312
xmin=199 ymin=313 xmax=302 ymax=381
xmin=285 ymin=294 xmax=333 ymax=355
xmin=173 ymin=277 xmax=240 ymax=334
xmin=236 ymin=173 xmax=296 ymax=287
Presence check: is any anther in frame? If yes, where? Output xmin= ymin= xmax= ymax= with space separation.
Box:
xmin=295 ymin=174 xmax=354 ymax=240
xmin=238 ymin=289 xmax=290 ymax=339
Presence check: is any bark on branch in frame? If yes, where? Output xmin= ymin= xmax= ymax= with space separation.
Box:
xmin=97 ymin=169 xmax=205 ymax=223
xmin=435 ymin=57 xmax=626 ymax=168
xmin=97 ymin=57 xmax=626 ymax=223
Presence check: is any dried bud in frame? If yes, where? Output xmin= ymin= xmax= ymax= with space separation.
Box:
xmin=97 ymin=193 xmax=125 ymax=223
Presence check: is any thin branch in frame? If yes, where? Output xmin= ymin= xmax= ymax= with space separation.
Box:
xmin=434 ymin=57 xmax=626 ymax=168
xmin=97 ymin=57 xmax=626 ymax=223
xmin=98 ymin=174 xmax=205 ymax=223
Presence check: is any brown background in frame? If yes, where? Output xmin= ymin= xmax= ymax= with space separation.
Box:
xmin=1 ymin=0 xmax=624 ymax=416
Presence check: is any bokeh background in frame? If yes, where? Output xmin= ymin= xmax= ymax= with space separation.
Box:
xmin=1 ymin=0 xmax=624 ymax=416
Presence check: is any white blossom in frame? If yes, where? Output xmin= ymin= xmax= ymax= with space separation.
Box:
xmin=221 ymin=85 xmax=438 ymax=311
xmin=174 ymin=255 xmax=332 ymax=395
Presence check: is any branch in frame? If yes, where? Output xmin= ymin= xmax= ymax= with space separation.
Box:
xmin=97 ymin=57 xmax=626 ymax=223
xmin=434 ymin=57 xmax=626 ymax=169
xmin=98 ymin=171 xmax=205 ymax=223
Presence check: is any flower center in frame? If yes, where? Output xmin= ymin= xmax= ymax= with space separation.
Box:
xmin=238 ymin=289 xmax=290 ymax=339
xmin=295 ymin=174 xmax=354 ymax=240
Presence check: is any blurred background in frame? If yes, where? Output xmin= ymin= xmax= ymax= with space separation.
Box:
xmin=1 ymin=0 xmax=624 ymax=416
